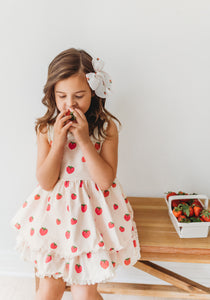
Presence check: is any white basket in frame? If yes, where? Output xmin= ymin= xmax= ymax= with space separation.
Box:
xmin=164 ymin=194 xmax=210 ymax=238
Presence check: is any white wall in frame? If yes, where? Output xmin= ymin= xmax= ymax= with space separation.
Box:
xmin=1 ymin=0 xmax=210 ymax=286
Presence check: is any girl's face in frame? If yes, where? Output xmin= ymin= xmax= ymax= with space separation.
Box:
xmin=54 ymin=72 xmax=92 ymax=114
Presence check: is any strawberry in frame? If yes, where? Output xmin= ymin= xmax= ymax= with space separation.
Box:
xmin=166 ymin=191 xmax=177 ymax=200
xmin=177 ymin=215 xmax=188 ymax=222
xmin=191 ymin=199 xmax=203 ymax=208
xmin=179 ymin=203 xmax=194 ymax=217
xmin=171 ymin=200 xmax=181 ymax=208
xmin=172 ymin=207 xmax=182 ymax=218
xmin=201 ymin=210 xmax=210 ymax=222
xmin=66 ymin=110 xmax=76 ymax=121
xmin=193 ymin=205 xmax=202 ymax=217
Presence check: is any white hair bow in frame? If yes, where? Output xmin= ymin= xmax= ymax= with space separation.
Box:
xmin=86 ymin=57 xmax=112 ymax=98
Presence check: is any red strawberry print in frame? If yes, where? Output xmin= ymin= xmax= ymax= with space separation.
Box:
xmin=112 ymin=182 xmax=116 ymax=188
xmin=67 ymin=205 xmax=70 ymax=212
xmin=81 ymin=156 xmax=86 ymax=162
xmin=113 ymin=204 xmax=118 ymax=210
xmin=56 ymin=219 xmax=61 ymax=225
xmin=95 ymin=184 xmax=99 ymax=191
xmin=40 ymin=227 xmax=48 ymax=236
xmin=66 ymin=263 xmax=70 ymax=271
xmin=30 ymin=228 xmax=35 ymax=236
xmin=79 ymin=180 xmax=83 ymax=187
xmin=71 ymin=246 xmax=78 ymax=253
xmin=55 ymin=272 xmax=61 ymax=275
xmin=15 ymin=223 xmax=21 ymax=230
xmin=34 ymin=194 xmax=40 ymax=200
xmin=119 ymin=226 xmax=125 ymax=232
xmin=75 ymin=264 xmax=82 ymax=273
xmin=48 ymin=197 xmax=51 ymax=202
xmin=71 ymin=218 xmax=77 ymax=225
xmin=65 ymin=230 xmax=70 ymax=239
xmin=23 ymin=201 xmax=27 ymax=208
xmin=71 ymin=193 xmax=77 ymax=200
xmin=124 ymin=214 xmax=130 ymax=221
xmin=100 ymin=260 xmax=109 ymax=269
xmin=95 ymin=142 xmax=100 ymax=150
xmin=98 ymin=241 xmax=104 ymax=247
xmin=104 ymin=190 xmax=109 ymax=197
xmin=50 ymin=242 xmax=57 ymax=249
xmin=132 ymin=226 xmax=134 ymax=231
xmin=110 ymin=247 xmax=114 ymax=251
xmin=64 ymin=181 xmax=70 ymax=188
xmin=125 ymin=198 xmax=128 ymax=203
xmin=66 ymin=166 xmax=75 ymax=174
xmin=81 ymin=204 xmax=87 ymax=212
xmin=46 ymin=204 xmax=51 ymax=211
xmin=82 ymin=230 xmax=90 ymax=238
xmin=112 ymin=261 xmax=116 ymax=267
xmin=34 ymin=260 xmax=37 ymax=265
xmin=124 ymin=258 xmax=131 ymax=265
xmin=133 ymin=240 xmax=137 ymax=247
xmin=68 ymin=142 xmax=76 ymax=150
xmin=45 ymin=255 xmax=52 ymax=263
xmin=87 ymin=252 xmax=92 ymax=258
xmin=108 ymin=222 xmax=114 ymax=228
xmin=29 ymin=216 xmax=34 ymax=222
xmin=56 ymin=193 xmax=62 ymax=200
xmin=95 ymin=207 xmax=102 ymax=215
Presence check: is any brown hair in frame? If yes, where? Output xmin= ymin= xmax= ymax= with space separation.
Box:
xmin=35 ymin=48 xmax=120 ymax=140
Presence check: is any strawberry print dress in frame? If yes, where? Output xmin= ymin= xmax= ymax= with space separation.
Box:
xmin=10 ymin=122 xmax=140 ymax=285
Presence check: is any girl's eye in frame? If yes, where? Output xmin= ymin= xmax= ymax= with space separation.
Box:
xmin=59 ymin=96 xmax=66 ymax=99
xmin=75 ymin=95 xmax=84 ymax=99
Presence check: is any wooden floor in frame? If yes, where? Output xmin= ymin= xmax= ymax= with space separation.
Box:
xmin=0 ymin=275 xmax=187 ymax=300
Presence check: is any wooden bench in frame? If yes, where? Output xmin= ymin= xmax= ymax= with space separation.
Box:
xmin=35 ymin=197 xmax=210 ymax=299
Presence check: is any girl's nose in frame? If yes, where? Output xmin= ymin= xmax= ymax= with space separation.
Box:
xmin=65 ymin=97 xmax=76 ymax=109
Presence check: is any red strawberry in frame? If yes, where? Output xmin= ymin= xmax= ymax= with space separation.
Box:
xmin=193 ymin=205 xmax=202 ymax=217
xmin=191 ymin=199 xmax=203 ymax=208
xmin=166 ymin=191 xmax=177 ymax=200
xmin=71 ymin=218 xmax=77 ymax=225
xmin=177 ymin=215 xmax=188 ymax=222
xmin=22 ymin=201 xmax=27 ymax=208
xmin=64 ymin=181 xmax=70 ymax=188
xmin=201 ymin=210 xmax=210 ymax=222
xmin=66 ymin=263 xmax=70 ymax=270
xmin=100 ymin=260 xmax=109 ymax=269
xmin=124 ymin=198 xmax=128 ymax=204
xmin=95 ymin=207 xmax=102 ymax=215
xmin=66 ymin=166 xmax=75 ymax=174
xmin=112 ymin=261 xmax=116 ymax=267
xmin=95 ymin=142 xmax=100 ymax=150
xmin=119 ymin=226 xmax=125 ymax=232
xmin=112 ymin=182 xmax=116 ymax=188
xmin=98 ymin=241 xmax=104 ymax=247
xmin=133 ymin=240 xmax=137 ymax=247
xmin=95 ymin=184 xmax=99 ymax=191
xmin=81 ymin=204 xmax=87 ymax=212
xmin=48 ymin=197 xmax=51 ymax=202
xmin=67 ymin=205 xmax=70 ymax=212
xmin=29 ymin=216 xmax=34 ymax=222
xmin=108 ymin=222 xmax=114 ymax=228
xmin=15 ymin=223 xmax=21 ymax=230
xmin=56 ymin=219 xmax=61 ymax=225
xmin=50 ymin=242 xmax=57 ymax=249
xmin=79 ymin=180 xmax=83 ymax=187
xmin=110 ymin=247 xmax=114 ymax=251
xmin=68 ymin=142 xmax=76 ymax=150
xmin=65 ymin=230 xmax=70 ymax=239
xmin=87 ymin=252 xmax=92 ymax=258
xmin=71 ymin=246 xmax=78 ymax=253
xmin=75 ymin=264 xmax=82 ymax=273
xmin=46 ymin=204 xmax=51 ymax=211
xmin=56 ymin=193 xmax=62 ymax=200
xmin=124 ymin=258 xmax=131 ymax=265
xmin=40 ymin=227 xmax=48 ymax=236
xmin=71 ymin=193 xmax=77 ymax=200
xmin=34 ymin=194 xmax=40 ymax=200
xmin=113 ymin=203 xmax=118 ymax=210
xmin=81 ymin=156 xmax=86 ymax=162
xmin=82 ymin=230 xmax=90 ymax=238
xmin=30 ymin=228 xmax=35 ymax=236
xmin=45 ymin=255 xmax=52 ymax=263
xmin=172 ymin=207 xmax=182 ymax=218
xmin=171 ymin=200 xmax=181 ymax=208
xmin=104 ymin=190 xmax=109 ymax=197
xmin=124 ymin=214 xmax=130 ymax=221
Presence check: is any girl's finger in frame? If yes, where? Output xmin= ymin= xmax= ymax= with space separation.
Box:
xmin=74 ymin=108 xmax=86 ymax=121
xmin=56 ymin=109 xmax=69 ymax=122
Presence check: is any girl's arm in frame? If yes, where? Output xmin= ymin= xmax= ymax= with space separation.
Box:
xmin=70 ymin=108 xmax=118 ymax=190
xmin=36 ymin=110 xmax=73 ymax=191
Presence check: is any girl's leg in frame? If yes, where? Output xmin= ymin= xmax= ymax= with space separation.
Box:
xmin=35 ymin=276 xmax=66 ymax=300
xmin=71 ymin=283 xmax=103 ymax=300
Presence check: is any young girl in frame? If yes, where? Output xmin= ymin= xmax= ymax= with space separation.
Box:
xmin=10 ymin=48 xmax=140 ymax=300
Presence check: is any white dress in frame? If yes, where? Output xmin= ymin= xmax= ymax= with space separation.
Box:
xmin=10 ymin=123 xmax=140 ymax=285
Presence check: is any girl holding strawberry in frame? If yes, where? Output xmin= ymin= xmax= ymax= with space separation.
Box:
xmin=10 ymin=48 xmax=140 ymax=300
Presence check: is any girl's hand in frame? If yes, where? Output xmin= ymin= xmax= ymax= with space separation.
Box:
xmin=68 ymin=108 xmax=90 ymax=145
xmin=53 ymin=109 xmax=73 ymax=149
